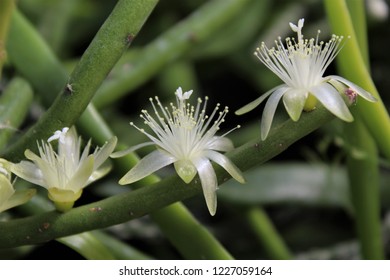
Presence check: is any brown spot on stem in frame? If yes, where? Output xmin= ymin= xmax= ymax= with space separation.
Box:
xmin=126 ymin=33 xmax=135 ymax=45
xmin=89 ymin=206 xmax=103 ymax=212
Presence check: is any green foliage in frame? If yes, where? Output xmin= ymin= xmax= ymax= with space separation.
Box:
xmin=0 ymin=0 xmax=389 ymax=260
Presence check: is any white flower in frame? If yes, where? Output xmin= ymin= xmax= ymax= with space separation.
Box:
xmin=112 ymin=88 xmax=245 ymax=216
xmin=11 ymin=127 xmax=117 ymax=212
xmin=236 ymin=18 xmax=377 ymax=140
xmin=0 ymin=159 xmax=36 ymax=213
xmin=47 ymin=127 xmax=69 ymax=143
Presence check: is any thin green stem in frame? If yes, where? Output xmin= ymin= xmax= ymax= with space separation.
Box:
xmin=7 ymin=10 xmax=70 ymax=105
xmin=3 ymin=0 xmax=158 ymax=162
xmin=92 ymin=0 xmax=252 ymax=108
xmin=38 ymin=0 xmax=78 ymax=55
xmin=0 ymin=0 xmax=14 ymax=80
xmin=0 ymin=104 xmax=336 ymax=248
xmin=151 ymin=204 xmax=233 ymax=259
xmin=89 ymin=231 xmax=153 ymax=260
xmin=344 ymin=115 xmax=383 ymax=259
xmin=346 ymin=0 xmax=369 ymax=67
xmin=0 ymin=77 xmax=33 ymax=150
xmin=244 ymin=207 xmax=292 ymax=260
xmin=324 ymin=0 xmax=390 ymax=161
xmin=58 ymin=233 xmax=116 ymax=260
xmin=325 ymin=0 xmax=384 ymax=259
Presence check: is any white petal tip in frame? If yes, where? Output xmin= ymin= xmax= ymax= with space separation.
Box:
xmin=206 ymin=201 xmax=217 ymax=216
xmin=118 ymin=178 xmax=131 ymax=185
xmin=289 ymin=22 xmax=298 ymax=31
xmin=344 ymin=116 xmax=354 ymax=122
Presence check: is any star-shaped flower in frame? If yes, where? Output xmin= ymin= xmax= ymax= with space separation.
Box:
xmin=112 ymin=87 xmax=245 ymax=216
xmin=236 ymin=18 xmax=376 ymax=140
xmin=11 ymin=127 xmax=117 ymax=212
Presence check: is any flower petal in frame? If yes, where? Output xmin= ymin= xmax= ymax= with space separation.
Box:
xmin=193 ymin=157 xmax=218 ymax=216
xmin=328 ymin=75 xmax=377 ymax=102
xmin=310 ymin=83 xmax=354 ymax=122
xmin=65 ymin=155 xmax=94 ymax=193
xmin=119 ymin=149 xmax=175 ymax=185
xmin=1 ymin=188 xmax=36 ymax=213
xmin=93 ymin=136 xmax=117 ymax=168
xmin=25 ymin=148 xmax=58 ymax=188
xmin=282 ymin=88 xmax=308 ymax=121
xmin=207 ymin=136 xmax=234 ymax=152
xmin=59 ymin=126 xmax=80 ymax=160
xmin=205 ymin=150 xmax=245 ymax=184
xmin=87 ymin=161 xmax=112 ymax=185
xmin=261 ymin=86 xmax=289 ymax=140
xmin=110 ymin=141 xmax=155 ymax=158
xmin=10 ymin=160 xmax=46 ymax=188
xmin=0 ymin=175 xmax=14 ymax=208
xmin=235 ymin=85 xmax=285 ymax=115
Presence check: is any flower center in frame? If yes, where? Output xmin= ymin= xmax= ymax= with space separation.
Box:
xmin=254 ymin=18 xmax=344 ymax=90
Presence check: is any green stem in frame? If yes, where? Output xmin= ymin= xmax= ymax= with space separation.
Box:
xmin=325 ymin=0 xmax=384 ymax=259
xmin=17 ymin=184 xmax=151 ymax=260
xmin=0 ymin=0 xmax=14 ymax=80
xmin=151 ymin=203 xmax=233 ymax=259
xmin=3 ymin=0 xmax=158 ymax=162
xmin=0 ymin=77 xmax=33 ymax=150
xmin=0 ymin=104 xmax=336 ymax=248
xmin=7 ymin=10 xmax=69 ymax=105
xmin=58 ymin=232 xmax=116 ymax=260
xmin=324 ymin=0 xmax=390 ymax=161
xmin=243 ymin=207 xmax=292 ymax=260
xmin=92 ymin=0 xmax=252 ymax=108
xmin=88 ymin=231 xmax=153 ymax=260
xmin=346 ymin=0 xmax=369 ymax=67
xmin=344 ymin=115 xmax=383 ymax=259
xmin=38 ymin=0 xmax=78 ymax=55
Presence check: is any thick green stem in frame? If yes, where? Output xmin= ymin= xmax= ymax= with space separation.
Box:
xmin=3 ymin=0 xmax=158 ymax=161
xmin=17 ymin=185 xmax=152 ymax=260
xmin=0 ymin=105 xmax=335 ymax=248
xmin=244 ymin=207 xmax=292 ymax=260
xmin=0 ymin=0 xmax=14 ymax=79
xmin=324 ymin=0 xmax=390 ymax=161
xmin=325 ymin=0 xmax=384 ymax=259
xmin=0 ymin=77 xmax=33 ymax=150
xmin=92 ymin=0 xmax=252 ymax=108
